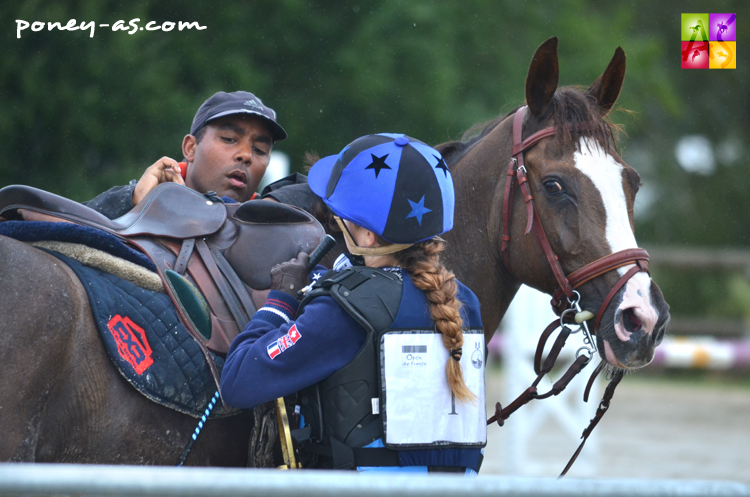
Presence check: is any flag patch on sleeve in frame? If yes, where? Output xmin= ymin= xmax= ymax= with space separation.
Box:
xmin=267 ymin=324 xmax=302 ymax=359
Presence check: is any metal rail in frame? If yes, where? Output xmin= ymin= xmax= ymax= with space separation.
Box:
xmin=0 ymin=464 xmax=749 ymax=497
xmin=666 ymin=317 xmax=747 ymax=338
xmin=645 ymin=246 xmax=750 ymax=272
xmin=489 ymin=333 xmax=750 ymax=370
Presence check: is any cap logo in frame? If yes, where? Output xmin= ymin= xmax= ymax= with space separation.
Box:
xmin=243 ymin=99 xmax=276 ymax=120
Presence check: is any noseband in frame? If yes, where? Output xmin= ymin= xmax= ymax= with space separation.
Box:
xmin=500 ymin=105 xmax=650 ymax=334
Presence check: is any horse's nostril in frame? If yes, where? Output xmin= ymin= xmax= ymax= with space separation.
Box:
xmin=621 ymin=307 xmax=642 ymax=333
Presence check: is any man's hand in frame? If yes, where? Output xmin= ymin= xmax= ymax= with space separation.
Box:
xmin=270 ymin=252 xmax=310 ymax=299
xmin=132 ymin=157 xmax=186 ymax=205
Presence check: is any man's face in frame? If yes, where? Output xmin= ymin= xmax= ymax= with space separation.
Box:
xmin=182 ymin=114 xmax=273 ymax=202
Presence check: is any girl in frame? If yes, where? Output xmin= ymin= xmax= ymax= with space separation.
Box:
xmin=221 ymin=133 xmax=486 ymax=473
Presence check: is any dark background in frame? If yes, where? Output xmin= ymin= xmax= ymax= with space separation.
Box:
xmin=2 ymin=0 xmax=748 ymax=322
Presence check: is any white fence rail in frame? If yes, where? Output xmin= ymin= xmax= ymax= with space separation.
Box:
xmin=499 ymin=285 xmax=602 ymax=477
xmin=0 ymin=464 xmax=748 ymax=497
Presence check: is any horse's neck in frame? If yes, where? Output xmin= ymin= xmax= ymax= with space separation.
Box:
xmin=443 ymin=210 xmax=520 ymax=337
xmin=443 ymin=122 xmax=520 ymax=335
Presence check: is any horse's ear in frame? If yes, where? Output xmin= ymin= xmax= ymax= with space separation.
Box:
xmin=586 ymin=47 xmax=626 ymax=116
xmin=434 ymin=141 xmax=463 ymax=165
xmin=525 ymin=37 xmax=559 ymax=118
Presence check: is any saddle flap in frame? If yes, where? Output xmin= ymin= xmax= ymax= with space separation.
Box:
xmin=220 ymin=202 xmax=325 ymax=289
xmin=233 ymin=200 xmax=315 ymax=225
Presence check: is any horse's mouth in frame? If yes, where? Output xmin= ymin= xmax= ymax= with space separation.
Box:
xmin=602 ymin=340 xmax=625 ymax=368
xmin=599 ymin=326 xmax=658 ymax=369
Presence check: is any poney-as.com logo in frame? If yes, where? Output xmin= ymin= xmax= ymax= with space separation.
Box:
xmin=681 ymin=13 xmax=736 ymax=69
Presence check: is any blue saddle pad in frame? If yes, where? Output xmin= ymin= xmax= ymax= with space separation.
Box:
xmin=0 ymin=220 xmax=154 ymax=270
xmin=47 ymin=251 xmax=231 ymax=418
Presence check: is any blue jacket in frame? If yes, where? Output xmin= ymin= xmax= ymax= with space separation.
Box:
xmin=220 ymin=265 xmax=484 ymax=471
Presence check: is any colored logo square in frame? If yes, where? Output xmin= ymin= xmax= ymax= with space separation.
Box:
xmin=681 ymin=13 xmax=709 ymax=41
xmin=681 ymin=41 xmax=709 ymax=68
xmin=709 ymin=41 xmax=736 ymax=69
xmin=709 ymin=13 xmax=736 ymax=41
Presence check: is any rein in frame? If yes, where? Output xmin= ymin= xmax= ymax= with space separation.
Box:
xmin=491 ymin=105 xmax=649 ymax=476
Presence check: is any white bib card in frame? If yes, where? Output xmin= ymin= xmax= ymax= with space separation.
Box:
xmin=380 ymin=329 xmax=486 ymax=448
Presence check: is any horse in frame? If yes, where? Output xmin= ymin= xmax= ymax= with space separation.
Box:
xmin=438 ymin=37 xmax=669 ymax=368
xmin=0 ymin=37 xmax=668 ymax=467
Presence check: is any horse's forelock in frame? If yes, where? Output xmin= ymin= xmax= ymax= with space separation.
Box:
xmin=548 ymin=86 xmax=623 ymax=157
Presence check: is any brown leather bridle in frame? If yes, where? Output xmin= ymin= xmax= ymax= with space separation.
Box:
xmin=491 ymin=105 xmax=652 ymax=477
xmin=500 ymin=105 xmax=650 ymax=332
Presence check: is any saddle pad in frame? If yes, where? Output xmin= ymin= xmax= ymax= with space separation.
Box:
xmin=47 ymin=251 xmax=232 ymax=418
xmin=0 ymin=220 xmax=154 ymax=270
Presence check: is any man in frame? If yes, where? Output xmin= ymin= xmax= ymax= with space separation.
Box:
xmin=86 ymin=91 xmax=289 ymax=219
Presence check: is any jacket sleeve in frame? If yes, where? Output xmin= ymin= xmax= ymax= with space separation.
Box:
xmin=82 ymin=180 xmax=137 ymax=219
xmin=220 ymin=289 xmax=366 ymax=409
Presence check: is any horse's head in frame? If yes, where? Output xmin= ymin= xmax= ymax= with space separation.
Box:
xmin=501 ymin=38 xmax=670 ymax=370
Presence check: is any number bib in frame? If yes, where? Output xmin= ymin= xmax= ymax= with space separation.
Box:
xmin=379 ymin=329 xmax=487 ymax=449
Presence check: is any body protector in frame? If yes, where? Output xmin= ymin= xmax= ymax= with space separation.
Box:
xmin=295 ymin=265 xmax=486 ymax=468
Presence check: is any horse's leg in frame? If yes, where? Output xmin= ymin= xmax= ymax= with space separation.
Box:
xmin=0 ymin=235 xmax=90 ymax=461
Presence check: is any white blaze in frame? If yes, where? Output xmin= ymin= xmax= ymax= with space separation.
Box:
xmin=574 ymin=138 xmax=656 ymax=336
xmin=573 ymin=138 xmax=637 ymax=261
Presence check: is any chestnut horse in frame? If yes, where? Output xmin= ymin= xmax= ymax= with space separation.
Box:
xmin=439 ymin=37 xmax=669 ymax=367
xmin=0 ymin=37 xmax=668 ymax=466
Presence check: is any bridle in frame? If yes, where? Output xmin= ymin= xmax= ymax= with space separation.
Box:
xmin=490 ymin=105 xmax=651 ymax=476
xmin=501 ymin=105 xmax=649 ymax=339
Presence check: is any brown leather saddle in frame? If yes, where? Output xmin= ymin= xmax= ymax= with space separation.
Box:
xmin=0 ymin=183 xmax=325 ymax=394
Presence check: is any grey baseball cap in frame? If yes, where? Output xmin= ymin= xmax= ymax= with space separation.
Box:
xmin=190 ymin=91 xmax=287 ymax=141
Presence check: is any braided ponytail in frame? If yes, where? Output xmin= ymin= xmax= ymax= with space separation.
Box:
xmin=394 ymin=238 xmax=477 ymax=404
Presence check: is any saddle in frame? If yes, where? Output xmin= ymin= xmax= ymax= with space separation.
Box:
xmin=0 ymin=183 xmax=325 ymax=395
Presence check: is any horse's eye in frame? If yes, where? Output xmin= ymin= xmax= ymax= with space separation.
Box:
xmin=544 ymin=180 xmax=564 ymax=194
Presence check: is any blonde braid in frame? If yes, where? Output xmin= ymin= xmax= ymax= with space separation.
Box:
xmin=395 ymin=239 xmax=477 ymax=404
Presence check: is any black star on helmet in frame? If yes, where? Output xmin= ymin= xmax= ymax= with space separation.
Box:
xmin=365 ymin=153 xmax=391 ymax=178
xmin=434 ymin=154 xmax=449 ymax=177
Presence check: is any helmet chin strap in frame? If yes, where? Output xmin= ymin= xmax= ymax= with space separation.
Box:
xmin=334 ymin=216 xmax=412 ymax=256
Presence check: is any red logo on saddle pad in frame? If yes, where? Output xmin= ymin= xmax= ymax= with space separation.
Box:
xmin=107 ymin=315 xmax=154 ymax=375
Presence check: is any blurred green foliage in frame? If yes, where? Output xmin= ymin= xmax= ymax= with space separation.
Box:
xmin=1 ymin=0 xmax=748 ymax=319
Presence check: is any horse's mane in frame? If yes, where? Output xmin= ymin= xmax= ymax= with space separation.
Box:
xmin=436 ymin=86 xmax=624 ymax=165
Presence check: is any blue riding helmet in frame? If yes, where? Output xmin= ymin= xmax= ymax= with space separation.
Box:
xmin=308 ymin=133 xmax=454 ymax=245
